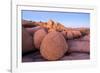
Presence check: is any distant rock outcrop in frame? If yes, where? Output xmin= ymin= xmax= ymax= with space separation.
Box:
xmin=22 ymin=19 xmax=89 ymax=40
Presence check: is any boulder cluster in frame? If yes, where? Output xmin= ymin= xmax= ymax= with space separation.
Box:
xmin=22 ymin=20 xmax=90 ymax=61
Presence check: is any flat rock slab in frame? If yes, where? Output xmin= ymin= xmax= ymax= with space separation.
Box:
xmin=22 ymin=51 xmax=90 ymax=62
xmin=22 ymin=34 xmax=90 ymax=62
xmin=61 ymin=52 xmax=89 ymax=60
xmin=67 ymin=34 xmax=90 ymax=52
xmin=22 ymin=51 xmax=46 ymax=62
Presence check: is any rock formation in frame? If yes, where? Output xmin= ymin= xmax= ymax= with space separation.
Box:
xmin=33 ymin=28 xmax=48 ymax=49
xmin=22 ymin=19 xmax=89 ymax=40
xmin=40 ymin=31 xmax=68 ymax=60
xmin=22 ymin=19 xmax=90 ymax=61
xmin=22 ymin=27 xmax=35 ymax=53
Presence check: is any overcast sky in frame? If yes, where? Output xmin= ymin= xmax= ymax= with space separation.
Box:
xmin=22 ymin=10 xmax=90 ymax=28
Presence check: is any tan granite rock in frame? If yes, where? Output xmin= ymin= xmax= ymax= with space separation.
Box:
xmin=33 ymin=28 xmax=47 ymax=49
xmin=66 ymin=31 xmax=74 ymax=39
xmin=72 ymin=30 xmax=82 ymax=38
xmin=48 ymin=28 xmax=56 ymax=32
xmin=40 ymin=31 xmax=68 ymax=60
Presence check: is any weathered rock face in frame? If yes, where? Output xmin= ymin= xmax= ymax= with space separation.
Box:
xmin=22 ymin=27 xmax=34 ymax=53
xmin=77 ymin=28 xmax=90 ymax=35
xmin=33 ymin=28 xmax=47 ymax=49
xmin=25 ymin=26 xmax=43 ymax=35
xmin=61 ymin=52 xmax=90 ymax=60
xmin=22 ymin=20 xmax=89 ymax=40
xmin=22 ymin=20 xmax=36 ymax=28
xmin=48 ymin=28 xmax=56 ymax=32
xmin=66 ymin=31 xmax=73 ymax=39
xmin=40 ymin=31 xmax=68 ymax=60
xmin=68 ymin=34 xmax=90 ymax=53
xmin=61 ymin=30 xmax=82 ymax=40
xmin=46 ymin=19 xmax=54 ymax=29
xmin=61 ymin=31 xmax=66 ymax=38
xmin=46 ymin=20 xmax=65 ymax=32
xmin=71 ymin=30 xmax=82 ymax=38
xmin=22 ymin=20 xmax=90 ymax=62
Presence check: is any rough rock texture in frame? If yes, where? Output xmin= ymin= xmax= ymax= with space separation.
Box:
xmin=22 ymin=20 xmax=36 ymax=28
xmin=22 ymin=19 xmax=89 ymax=40
xmin=61 ymin=31 xmax=66 ymax=38
xmin=71 ymin=30 xmax=82 ymax=38
xmin=33 ymin=28 xmax=47 ymax=49
xmin=25 ymin=26 xmax=43 ymax=35
xmin=68 ymin=34 xmax=90 ymax=53
xmin=22 ymin=51 xmax=89 ymax=62
xmin=66 ymin=31 xmax=74 ymax=39
xmin=61 ymin=52 xmax=89 ymax=60
xmin=40 ymin=31 xmax=68 ymax=60
xmin=22 ymin=20 xmax=90 ymax=62
xmin=48 ymin=28 xmax=56 ymax=32
xmin=22 ymin=51 xmax=45 ymax=62
xmin=22 ymin=27 xmax=35 ymax=53
xmin=22 ymin=33 xmax=90 ymax=62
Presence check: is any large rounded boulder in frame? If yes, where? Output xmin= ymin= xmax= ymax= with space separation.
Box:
xmin=72 ymin=30 xmax=82 ymax=38
xmin=66 ymin=30 xmax=73 ymax=39
xmin=22 ymin=27 xmax=34 ymax=53
xmin=33 ymin=28 xmax=47 ymax=49
xmin=40 ymin=31 xmax=68 ymax=60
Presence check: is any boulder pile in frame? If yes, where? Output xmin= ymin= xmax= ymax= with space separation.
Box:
xmin=22 ymin=20 xmax=90 ymax=61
